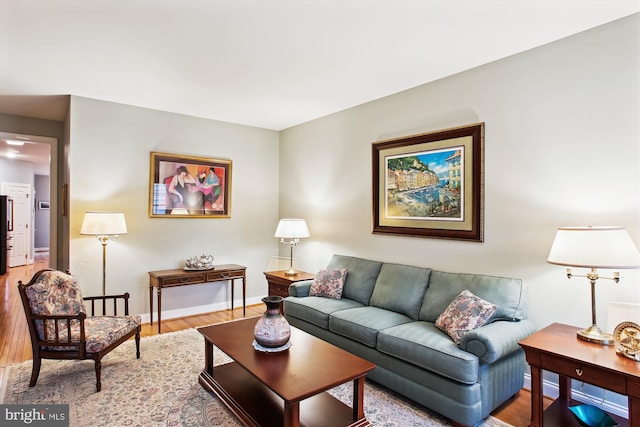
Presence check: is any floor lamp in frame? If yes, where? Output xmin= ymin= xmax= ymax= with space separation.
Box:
xmin=80 ymin=212 xmax=128 ymax=295
xmin=274 ymin=219 xmax=310 ymax=276
xmin=547 ymin=226 xmax=640 ymax=345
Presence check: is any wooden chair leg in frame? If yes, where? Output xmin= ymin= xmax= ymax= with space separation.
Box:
xmin=29 ymin=354 xmax=42 ymax=387
xmin=135 ymin=332 xmax=141 ymax=359
xmin=94 ymin=360 xmax=102 ymax=392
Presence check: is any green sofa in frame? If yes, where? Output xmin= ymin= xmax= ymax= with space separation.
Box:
xmin=284 ymin=254 xmax=536 ymax=427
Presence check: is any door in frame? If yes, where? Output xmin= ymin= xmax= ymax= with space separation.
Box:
xmin=2 ymin=183 xmax=31 ymax=267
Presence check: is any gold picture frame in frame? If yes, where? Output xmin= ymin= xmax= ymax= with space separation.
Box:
xmin=149 ymin=152 xmax=232 ymax=218
xmin=372 ymin=123 xmax=484 ymax=241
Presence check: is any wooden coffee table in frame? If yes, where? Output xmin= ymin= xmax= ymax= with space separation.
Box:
xmin=198 ymin=318 xmax=376 ymax=427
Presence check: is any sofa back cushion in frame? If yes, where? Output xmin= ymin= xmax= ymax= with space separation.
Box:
xmin=326 ymin=254 xmax=382 ymax=305
xmin=369 ymin=263 xmax=431 ymax=320
xmin=419 ymin=270 xmax=528 ymax=322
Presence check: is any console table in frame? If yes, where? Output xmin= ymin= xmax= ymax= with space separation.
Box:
xmin=519 ymin=322 xmax=639 ymax=427
xmin=149 ymin=264 xmax=246 ymax=333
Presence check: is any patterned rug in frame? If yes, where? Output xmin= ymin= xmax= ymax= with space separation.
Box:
xmin=1 ymin=328 xmax=512 ymax=427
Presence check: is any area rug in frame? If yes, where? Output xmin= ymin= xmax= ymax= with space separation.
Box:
xmin=1 ymin=328 xmax=512 ymax=427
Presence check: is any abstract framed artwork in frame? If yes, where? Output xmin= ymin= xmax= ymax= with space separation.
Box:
xmin=372 ymin=123 xmax=484 ymax=241
xmin=149 ymin=152 xmax=232 ymax=218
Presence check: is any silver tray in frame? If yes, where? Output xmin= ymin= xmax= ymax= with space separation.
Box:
xmin=183 ymin=265 xmax=215 ymax=271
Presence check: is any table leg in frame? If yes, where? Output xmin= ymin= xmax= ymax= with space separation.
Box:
xmin=558 ymin=374 xmax=571 ymax=400
xmin=630 ymin=395 xmax=639 ymax=427
xmin=203 ymin=338 xmax=213 ymax=376
xmin=529 ymin=365 xmax=543 ymax=427
xmin=242 ymin=275 xmax=246 ymax=316
xmin=149 ymin=284 xmax=153 ymax=326
xmin=231 ymin=278 xmax=235 ymax=311
xmin=157 ymin=288 xmax=162 ymax=334
xmin=353 ymin=377 xmax=366 ymax=421
xmin=283 ymin=400 xmax=300 ymax=427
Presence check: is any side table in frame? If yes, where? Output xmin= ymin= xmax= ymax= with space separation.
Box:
xmin=264 ymin=270 xmax=315 ymax=298
xmin=519 ymin=322 xmax=639 ymax=427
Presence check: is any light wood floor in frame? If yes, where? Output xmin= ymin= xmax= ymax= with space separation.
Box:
xmin=0 ymin=254 xmax=548 ymax=426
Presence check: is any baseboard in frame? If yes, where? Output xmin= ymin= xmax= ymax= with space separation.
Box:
xmin=139 ymin=295 xmax=264 ymax=324
xmin=523 ymin=373 xmax=629 ymax=418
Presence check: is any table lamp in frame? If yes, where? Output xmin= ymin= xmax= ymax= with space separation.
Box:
xmin=547 ymin=226 xmax=640 ymax=345
xmin=274 ymin=219 xmax=310 ymax=276
xmin=80 ymin=211 xmax=128 ymax=295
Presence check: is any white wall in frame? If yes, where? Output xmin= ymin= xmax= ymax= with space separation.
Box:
xmin=68 ymin=96 xmax=280 ymax=318
xmin=280 ymin=16 xmax=640 ymax=334
xmin=0 ymin=158 xmax=34 ymax=186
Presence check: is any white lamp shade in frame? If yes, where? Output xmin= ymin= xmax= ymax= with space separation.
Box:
xmin=547 ymin=226 xmax=640 ymax=269
xmin=274 ymin=219 xmax=310 ymax=239
xmin=80 ymin=212 xmax=128 ymax=236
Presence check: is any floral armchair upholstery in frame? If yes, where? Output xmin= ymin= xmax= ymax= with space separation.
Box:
xmin=18 ymin=269 xmax=141 ymax=392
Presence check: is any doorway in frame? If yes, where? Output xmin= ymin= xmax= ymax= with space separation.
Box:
xmin=0 ymin=132 xmax=56 ymax=268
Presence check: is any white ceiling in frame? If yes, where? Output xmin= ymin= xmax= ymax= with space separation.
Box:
xmin=1 ymin=0 xmax=638 ymax=133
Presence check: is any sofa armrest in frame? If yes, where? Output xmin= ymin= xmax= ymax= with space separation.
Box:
xmin=287 ymin=279 xmax=314 ymax=297
xmin=459 ymin=319 xmax=537 ymax=364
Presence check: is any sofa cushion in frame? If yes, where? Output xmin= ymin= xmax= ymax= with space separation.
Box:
xmin=419 ymin=270 xmax=528 ymax=322
xmin=326 ymin=255 xmax=382 ymax=305
xmin=435 ymin=290 xmax=497 ymax=344
xmin=377 ymin=321 xmax=480 ymax=384
xmin=284 ymin=296 xmax=362 ymax=330
xmin=369 ymin=263 xmax=431 ymax=320
xmin=329 ymin=306 xmax=412 ymax=347
xmin=309 ymin=269 xmax=347 ymax=299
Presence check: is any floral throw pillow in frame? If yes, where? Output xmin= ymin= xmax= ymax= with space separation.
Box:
xmin=25 ymin=270 xmax=87 ymax=341
xmin=435 ymin=289 xmax=497 ymax=344
xmin=309 ymin=269 xmax=348 ymax=299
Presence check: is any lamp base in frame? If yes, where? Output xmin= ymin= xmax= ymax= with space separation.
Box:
xmin=577 ymin=325 xmax=614 ymax=345
xmin=284 ymin=267 xmax=298 ymax=276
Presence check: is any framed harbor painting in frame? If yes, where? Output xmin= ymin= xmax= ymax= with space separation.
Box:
xmin=372 ymin=123 xmax=484 ymax=241
xmin=149 ymin=152 xmax=232 ymax=218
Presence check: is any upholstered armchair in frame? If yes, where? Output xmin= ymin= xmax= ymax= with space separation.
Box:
xmin=18 ymin=269 xmax=141 ymax=392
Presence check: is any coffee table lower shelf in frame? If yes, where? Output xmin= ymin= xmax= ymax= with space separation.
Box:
xmin=199 ymin=362 xmax=370 ymax=427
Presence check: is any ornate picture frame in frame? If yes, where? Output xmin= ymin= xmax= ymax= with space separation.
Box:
xmin=149 ymin=152 xmax=232 ymax=218
xmin=372 ymin=123 xmax=484 ymax=241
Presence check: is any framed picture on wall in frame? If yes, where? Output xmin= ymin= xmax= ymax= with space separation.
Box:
xmin=149 ymin=152 xmax=232 ymax=218
xmin=38 ymin=201 xmax=50 ymax=210
xmin=372 ymin=123 xmax=484 ymax=241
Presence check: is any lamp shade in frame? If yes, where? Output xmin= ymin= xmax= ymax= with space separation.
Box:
xmin=274 ymin=219 xmax=310 ymax=239
xmin=80 ymin=212 xmax=128 ymax=236
xmin=547 ymin=226 xmax=640 ymax=269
